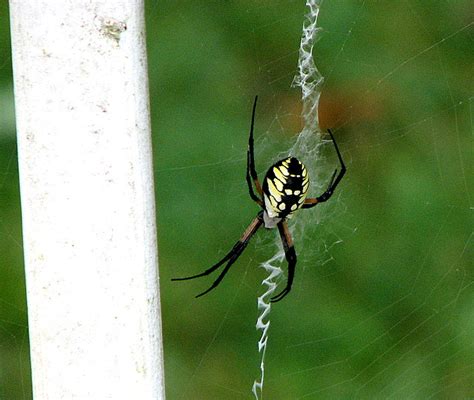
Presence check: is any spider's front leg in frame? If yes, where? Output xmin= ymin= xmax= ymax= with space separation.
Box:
xmin=172 ymin=212 xmax=264 ymax=298
xmin=271 ymin=221 xmax=297 ymax=303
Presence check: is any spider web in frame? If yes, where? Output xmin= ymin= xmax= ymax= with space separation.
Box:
xmin=253 ymin=1 xmax=325 ymax=398
xmin=0 ymin=1 xmax=473 ymax=399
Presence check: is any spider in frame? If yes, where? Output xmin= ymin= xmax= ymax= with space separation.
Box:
xmin=172 ymin=96 xmax=346 ymax=302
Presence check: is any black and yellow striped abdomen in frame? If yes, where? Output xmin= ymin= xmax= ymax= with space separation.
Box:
xmin=262 ymin=157 xmax=309 ymax=220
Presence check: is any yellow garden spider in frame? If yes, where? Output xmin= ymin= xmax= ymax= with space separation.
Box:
xmin=173 ymin=96 xmax=346 ymax=302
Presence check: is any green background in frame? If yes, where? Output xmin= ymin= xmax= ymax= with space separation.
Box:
xmin=1 ymin=1 xmax=472 ymax=399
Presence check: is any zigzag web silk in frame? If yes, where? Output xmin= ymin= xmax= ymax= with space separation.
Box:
xmin=252 ymin=0 xmax=325 ymax=398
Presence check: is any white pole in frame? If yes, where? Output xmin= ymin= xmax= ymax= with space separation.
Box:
xmin=9 ymin=1 xmax=165 ymax=399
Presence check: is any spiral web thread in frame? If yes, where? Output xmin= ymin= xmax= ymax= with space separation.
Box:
xmin=252 ymin=1 xmax=324 ymax=399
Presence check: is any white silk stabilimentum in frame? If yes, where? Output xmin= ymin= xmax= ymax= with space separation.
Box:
xmin=252 ymin=1 xmax=325 ymax=398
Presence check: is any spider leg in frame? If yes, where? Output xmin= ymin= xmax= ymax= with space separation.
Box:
xmin=271 ymin=221 xmax=297 ymax=303
xmin=246 ymin=96 xmax=264 ymax=206
xmin=172 ymin=212 xmax=264 ymax=298
xmin=171 ymin=249 xmax=233 ymax=281
xmin=326 ymin=168 xmax=338 ymax=190
xmin=195 ymin=241 xmax=249 ymax=298
xmin=303 ymin=129 xmax=346 ymax=209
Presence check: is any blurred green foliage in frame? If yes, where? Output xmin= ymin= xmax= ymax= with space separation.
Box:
xmin=1 ymin=1 xmax=472 ymax=399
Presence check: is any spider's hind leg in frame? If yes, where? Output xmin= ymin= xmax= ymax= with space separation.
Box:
xmin=303 ymin=129 xmax=346 ymax=209
xmin=246 ymin=96 xmax=264 ymax=206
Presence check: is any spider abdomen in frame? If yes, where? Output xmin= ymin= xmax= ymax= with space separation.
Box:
xmin=262 ymin=157 xmax=309 ymax=222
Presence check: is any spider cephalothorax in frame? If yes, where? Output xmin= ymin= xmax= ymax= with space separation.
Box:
xmin=173 ymin=96 xmax=346 ymax=302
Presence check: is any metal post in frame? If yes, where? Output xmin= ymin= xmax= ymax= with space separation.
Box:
xmin=9 ymin=1 xmax=165 ymax=398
